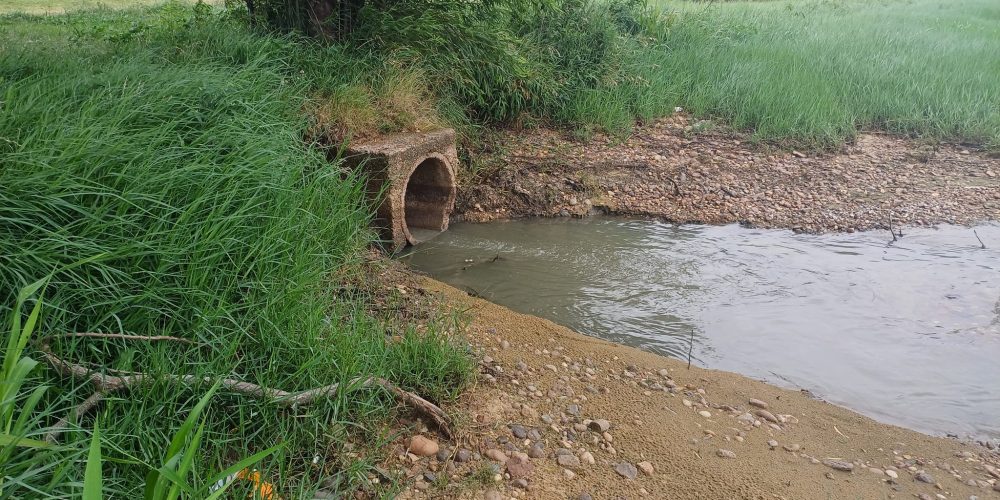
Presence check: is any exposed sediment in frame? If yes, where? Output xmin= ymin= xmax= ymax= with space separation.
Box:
xmin=458 ymin=115 xmax=1000 ymax=233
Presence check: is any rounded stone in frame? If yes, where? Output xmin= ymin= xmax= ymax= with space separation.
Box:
xmin=408 ymin=435 xmax=439 ymax=457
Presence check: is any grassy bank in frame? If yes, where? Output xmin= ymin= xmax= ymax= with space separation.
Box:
xmin=1 ymin=6 xmax=473 ymax=497
xmin=651 ymin=0 xmax=1000 ymax=149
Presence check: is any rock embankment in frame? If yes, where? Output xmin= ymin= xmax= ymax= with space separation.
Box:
xmin=387 ymin=278 xmax=1000 ymax=499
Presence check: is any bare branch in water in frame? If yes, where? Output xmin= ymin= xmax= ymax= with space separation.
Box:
xmin=687 ymin=329 xmax=695 ymax=370
xmin=974 ymin=230 xmax=986 ymax=249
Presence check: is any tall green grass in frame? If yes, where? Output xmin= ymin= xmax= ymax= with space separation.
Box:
xmin=1 ymin=7 xmax=472 ymax=496
xmin=650 ymin=0 xmax=1000 ymax=148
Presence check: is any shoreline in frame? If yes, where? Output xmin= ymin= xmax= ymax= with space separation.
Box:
xmin=393 ymin=277 xmax=1000 ymax=499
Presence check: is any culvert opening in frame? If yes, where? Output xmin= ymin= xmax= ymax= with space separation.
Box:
xmin=404 ymin=157 xmax=454 ymax=243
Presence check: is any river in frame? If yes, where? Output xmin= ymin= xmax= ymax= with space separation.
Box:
xmin=402 ymin=218 xmax=1000 ymax=441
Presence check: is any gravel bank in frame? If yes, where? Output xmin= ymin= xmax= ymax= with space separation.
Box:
xmin=458 ymin=116 xmax=1000 ymax=233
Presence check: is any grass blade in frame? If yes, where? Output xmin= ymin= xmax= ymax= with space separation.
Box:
xmin=83 ymin=423 xmax=103 ymax=500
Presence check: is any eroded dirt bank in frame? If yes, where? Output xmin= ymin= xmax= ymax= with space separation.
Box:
xmin=390 ymin=278 xmax=1000 ymax=500
xmin=458 ymin=116 xmax=1000 ymax=233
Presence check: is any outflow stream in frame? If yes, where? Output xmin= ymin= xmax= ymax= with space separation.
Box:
xmin=402 ymin=218 xmax=1000 ymax=441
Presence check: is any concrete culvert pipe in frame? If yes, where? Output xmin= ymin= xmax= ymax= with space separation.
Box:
xmin=404 ymin=156 xmax=455 ymax=242
xmin=343 ymin=129 xmax=458 ymax=253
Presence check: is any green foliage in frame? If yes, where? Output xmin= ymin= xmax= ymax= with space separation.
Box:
xmin=650 ymin=0 xmax=1000 ymax=148
xmin=0 ymin=279 xmax=54 ymax=495
xmin=339 ymin=0 xmax=664 ymax=130
xmin=0 ymin=7 xmax=472 ymax=496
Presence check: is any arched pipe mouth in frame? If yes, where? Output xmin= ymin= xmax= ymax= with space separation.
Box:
xmin=402 ymin=155 xmax=456 ymax=246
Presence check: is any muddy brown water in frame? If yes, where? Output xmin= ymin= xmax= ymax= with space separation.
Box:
xmin=401 ymin=218 xmax=1000 ymax=441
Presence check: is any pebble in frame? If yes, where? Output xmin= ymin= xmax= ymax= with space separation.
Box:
xmin=767 ymin=440 xmax=778 ymax=449
xmin=755 ymin=409 xmax=780 ymax=424
xmin=749 ymin=398 xmax=768 ymax=409
xmin=507 ymin=454 xmax=533 ymax=479
xmin=915 ymin=471 xmax=935 ymax=483
xmin=528 ymin=443 xmax=546 ymax=459
xmin=884 ymin=469 xmax=898 ymax=479
xmin=637 ymin=461 xmax=655 ymax=476
xmin=484 ymin=491 xmax=502 ymax=500
xmin=698 ymin=410 xmax=712 ymax=418
xmin=512 ymin=478 xmax=528 ymax=489
xmin=868 ymin=467 xmax=885 ymax=476
xmin=658 ymin=368 xmax=669 ymax=377
xmin=557 ymin=454 xmax=581 ymax=468
xmin=563 ymin=468 xmax=576 ymax=480
xmin=588 ymin=419 xmax=611 ymax=432
xmin=455 ymin=449 xmax=472 ymax=463
xmin=717 ymin=449 xmax=737 ymax=459
xmin=567 ymin=404 xmax=581 ymax=416
xmin=578 ymin=494 xmax=593 ymax=500
xmin=485 ymin=449 xmax=509 ymax=463
xmin=783 ymin=444 xmax=801 ymax=452
xmin=408 ymin=435 xmax=439 ymax=457
xmin=580 ymin=451 xmax=595 ymax=465
xmin=615 ymin=462 xmax=638 ymax=479
xmin=823 ymin=459 xmax=854 ymax=472
xmin=510 ymin=424 xmax=528 ymax=439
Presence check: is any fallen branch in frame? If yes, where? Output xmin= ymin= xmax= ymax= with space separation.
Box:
xmin=47 ymin=389 xmax=119 ymax=443
xmin=974 ymin=229 xmax=986 ymax=249
xmin=39 ymin=335 xmax=453 ymax=442
xmin=49 ymin=332 xmax=196 ymax=344
xmin=887 ymin=214 xmax=898 ymax=244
